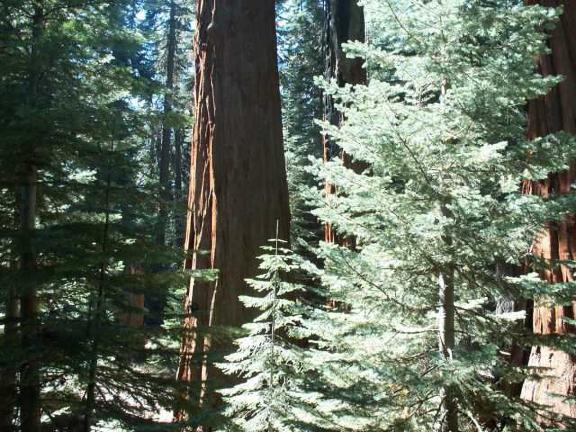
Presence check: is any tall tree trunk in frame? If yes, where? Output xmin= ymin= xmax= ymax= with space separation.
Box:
xmin=323 ymin=0 xmax=366 ymax=244
xmin=520 ymin=0 xmax=576 ymax=422
xmin=145 ymin=1 xmax=179 ymax=328
xmin=0 ymin=202 xmax=20 ymax=431
xmin=0 ymin=269 xmax=20 ymax=432
xmin=438 ymin=270 xmax=458 ymax=432
xmin=83 ymin=151 xmax=113 ymax=432
xmin=19 ymin=5 xmax=43 ymax=431
xmin=438 ymin=198 xmax=458 ymax=431
xmin=173 ymin=128 xmax=185 ymax=247
xmin=157 ymin=0 xmax=178 ymax=247
xmin=175 ymin=0 xmax=290 ymax=427
xmin=19 ymin=158 xmax=40 ymax=432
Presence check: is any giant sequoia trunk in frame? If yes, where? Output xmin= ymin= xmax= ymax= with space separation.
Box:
xmin=176 ymin=0 xmax=290 ymax=424
xmin=520 ymin=0 xmax=576 ymax=421
xmin=323 ymin=0 xmax=366 ymax=243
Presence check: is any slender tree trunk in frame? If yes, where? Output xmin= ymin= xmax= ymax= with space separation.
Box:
xmin=0 ymin=201 xmax=20 ymax=431
xmin=174 ymin=129 xmax=183 ymax=200
xmin=19 ymin=164 xmax=40 ymax=432
xmin=520 ymin=0 xmax=576 ymax=422
xmin=83 ymin=150 xmax=114 ymax=432
xmin=438 ymin=269 xmax=458 ymax=432
xmin=157 ymin=0 xmax=178 ymax=247
xmin=19 ymin=5 xmax=43 ymax=431
xmin=175 ymin=0 xmax=290 ymax=427
xmin=322 ymin=0 xmax=366 ymax=244
xmin=173 ymin=128 xmax=185 ymax=247
xmin=0 ymin=270 xmax=20 ymax=432
xmin=144 ymin=1 xmax=179 ymax=328
xmin=436 ymin=194 xmax=458 ymax=432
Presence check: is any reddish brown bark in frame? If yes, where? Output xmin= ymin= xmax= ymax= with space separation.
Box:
xmin=520 ymin=0 xmax=576 ymax=421
xmin=175 ymin=0 xmax=290 ymax=425
xmin=323 ymin=0 xmax=367 ymax=244
xmin=119 ymin=266 xmax=145 ymax=328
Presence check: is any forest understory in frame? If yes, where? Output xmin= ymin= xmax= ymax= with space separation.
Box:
xmin=1 ymin=1 xmax=576 ymax=431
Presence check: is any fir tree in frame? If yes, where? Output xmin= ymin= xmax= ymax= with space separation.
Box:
xmin=218 ymin=239 xmax=324 ymax=432
xmin=308 ymin=0 xmax=576 ymax=430
xmin=0 ymin=2 xmax=189 ymax=430
xmin=4 ymin=0 xmax=576 ymax=431
xmin=139 ymin=0 xmax=194 ymax=250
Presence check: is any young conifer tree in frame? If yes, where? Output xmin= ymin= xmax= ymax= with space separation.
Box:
xmin=218 ymin=237 xmax=324 ymax=432
xmin=309 ymin=0 xmax=576 ymax=430
xmin=0 ymin=2 xmax=188 ymax=430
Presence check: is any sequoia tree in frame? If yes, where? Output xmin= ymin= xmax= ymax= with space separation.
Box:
xmin=176 ymin=0 xmax=290 ymax=425
xmin=520 ymin=0 xmax=576 ymax=421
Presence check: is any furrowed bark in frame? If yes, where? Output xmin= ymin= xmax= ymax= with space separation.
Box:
xmin=520 ymin=0 xmax=576 ymax=422
xmin=175 ymin=0 xmax=290 ymax=427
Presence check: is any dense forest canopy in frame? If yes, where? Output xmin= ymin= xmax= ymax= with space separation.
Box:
xmin=1 ymin=0 xmax=576 ymax=431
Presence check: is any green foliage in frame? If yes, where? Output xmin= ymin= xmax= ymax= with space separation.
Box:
xmin=304 ymin=0 xmax=576 ymax=430
xmin=278 ymin=0 xmax=325 ymax=244
xmin=218 ymin=241 xmax=325 ymax=432
xmin=138 ymin=0 xmax=194 ymax=249
xmin=0 ymin=1 xmax=193 ymax=430
xmin=3 ymin=0 xmax=576 ymax=431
